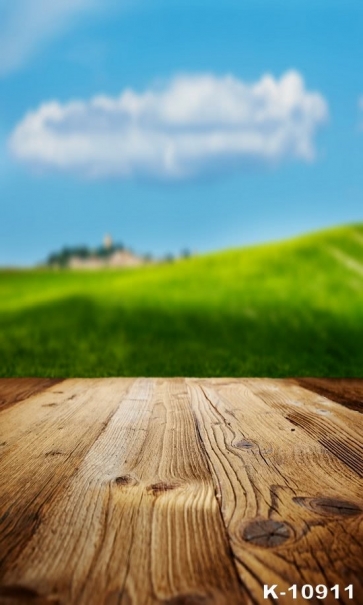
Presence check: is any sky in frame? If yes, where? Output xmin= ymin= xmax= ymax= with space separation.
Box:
xmin=1 ymin=0 xmax=363 ymax=265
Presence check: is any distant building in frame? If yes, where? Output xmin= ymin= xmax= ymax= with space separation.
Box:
xmin=45 ymin=235 xmax=190 ymax=269
xmin=103 ymin=234 xmax=113 ymax=250
xmin=68 ymin=249 xmax=145 ymax=269
xmin=108 ymin=250 xmax=144 ymax=267
xmin=46 ymin=236 xmax=148 ymax=269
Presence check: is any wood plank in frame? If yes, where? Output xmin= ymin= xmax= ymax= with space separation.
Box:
xmin=253 ymin=379 xmax=363 ymax=478
xmin=295 ymin=377 xmax=363 ymax=413
xmin=0 ymin=378 xmax=63 ymax=413
xmin=0 ymin=378 xmax=134 ymax=582
xmin=188 ymin=378 xmax=363 ymax=605
xmin=0 ymin=378 xmax=247 ymax=605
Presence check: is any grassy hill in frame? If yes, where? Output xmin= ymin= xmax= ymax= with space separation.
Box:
xmin=1 ymin=223 xmax=363 ymax=377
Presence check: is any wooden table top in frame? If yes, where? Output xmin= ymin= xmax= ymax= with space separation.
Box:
xmin=0 ymin=378 xmax=362 ymax=605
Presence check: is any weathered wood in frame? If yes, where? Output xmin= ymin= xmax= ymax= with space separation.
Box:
xmin=188 ymin=378 xmax=363 ymax=605
xmin=0 ymin=379 xmax=133 ymax=578
xmin=0 ymin=378 xmax=62 ymax=412
xmin=0 ymin=379 xmax=246 ymax=605
xmin=295 ymin=377 xmax=363 ymax=413
xmin=1 ymin=378 xmax=363 ymax=605
xmin=254 ymin=379 xmax=363 ymax=479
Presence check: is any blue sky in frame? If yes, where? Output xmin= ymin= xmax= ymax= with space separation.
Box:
xmin=1 ymin=0 xmax=363 ymax=264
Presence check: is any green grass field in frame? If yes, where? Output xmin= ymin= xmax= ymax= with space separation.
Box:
xmin=1 ymin=224 xmax=363 ymax=377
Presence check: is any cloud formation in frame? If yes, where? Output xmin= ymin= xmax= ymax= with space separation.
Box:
xmin=0 ymin=0 xmax=99 ymax=75
xmin=9 ymin=71 xmax=328 ymax=180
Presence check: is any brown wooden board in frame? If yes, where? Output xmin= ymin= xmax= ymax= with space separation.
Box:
xmin=0 ymin=378 xmax=63 ymax=413
xmin=0 ymin=378 xmax=362 ymax=605
xmin=295 ymin=378 xmax=363 ymax=414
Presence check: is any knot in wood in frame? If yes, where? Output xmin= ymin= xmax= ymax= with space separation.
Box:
xmin=148 ymin=482 xmax=177 ymax=495
xmin=115 ymin=475 xmax=138 ymax=487
xmin=310 ymin=497 xmax=361 ymax=517
xmin=242 ymin=519 xmax=290 ymax=548
xmin=45 ymin=450 xmax=65 ymax=457
xmin=234 ymin=439 xmax=255 ymax=450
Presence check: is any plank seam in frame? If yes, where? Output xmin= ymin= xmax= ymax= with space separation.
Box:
xmin=189 ymin=382 xmax=254 ymax=603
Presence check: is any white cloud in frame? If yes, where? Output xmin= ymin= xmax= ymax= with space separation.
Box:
xmin=9 ymin=71 xmax=328 ymax=180
xmin=0 ymin=0 xmax=100 ymax=75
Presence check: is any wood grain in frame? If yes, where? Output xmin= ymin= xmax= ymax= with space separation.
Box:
xmin=0 ymin=379 xmax=246 ymax=605
xmin=295 ymin=378 xmax=363 ymax=414
xmin=188 ymin=378 xmax=363 ymax=605
xmin=0 ymin=378 xmax=63 ymax=412
xmin=0 ymin=379 xmax=133 ymax=578
xmin=252 ymin=379 xmax=363 ymax=479
xmin=1 ymin=378 xmax=363 ymax=605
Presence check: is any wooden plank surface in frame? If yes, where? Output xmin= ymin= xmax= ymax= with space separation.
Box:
xmin=0 ymin=378 xmax=362 ymax=605
xmin=294 ymin=378 xmax=363 ymax=414
xmin=0 ymin=378 xmax=63 ymax=413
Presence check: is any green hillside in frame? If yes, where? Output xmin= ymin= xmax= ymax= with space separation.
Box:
xmin=1 ymin=224 xmax=363 ymax=377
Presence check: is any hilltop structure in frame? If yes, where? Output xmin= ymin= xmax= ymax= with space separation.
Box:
xmin=68 ymin=249 xmax=144 ymax=269
xmin=46 ymin=236 xmax=146 ymax=269
xmin=45 ymin=235 xmax=191 ymax=269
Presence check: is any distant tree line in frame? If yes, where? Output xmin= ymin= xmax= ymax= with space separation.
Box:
xmin=46 ymin=244 xmax=192 ymax=267
xmin=46 ymin=243 xmax=126 ymax=267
